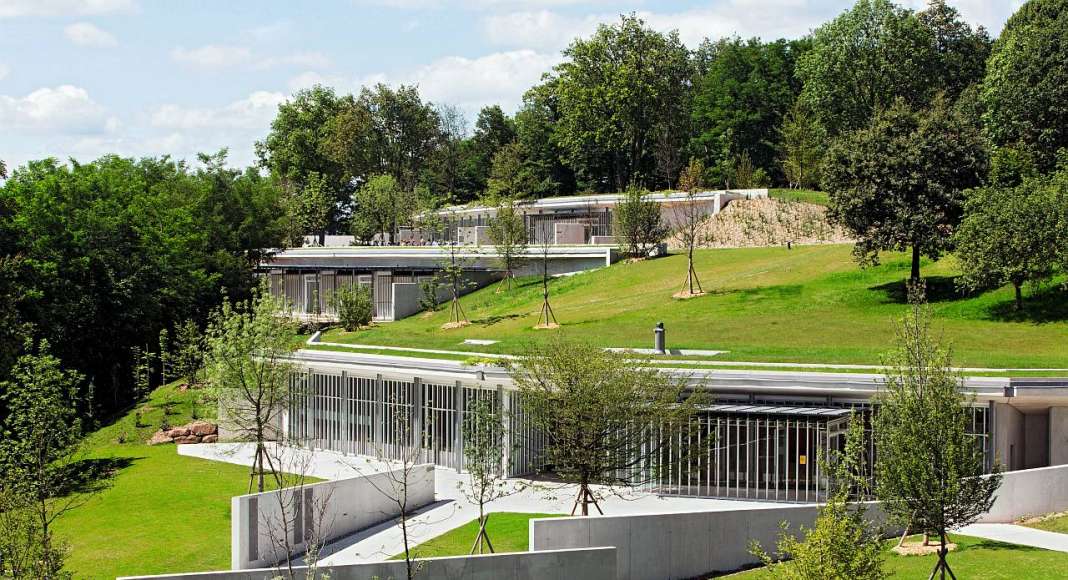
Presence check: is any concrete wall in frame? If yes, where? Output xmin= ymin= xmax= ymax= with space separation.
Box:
xmin=232 ymin=465 xmax=435 ymax=570
xmin=120 ymin=547 xmax=617 ymax=580
xmin=1024 ymin=411 xmax=1050 ymax=469
xmin=980 ymin=463 xmax=1068 ymax=523
xmin=994 ymin=403 xmax=1025 ymax=471
xmin=1051 ymin=407 xmax=1068 ymax=466
xmin=391 ymin=282 xmax=422 ymax=320
xmin=530 ymin=504 xmax=825 ymax=580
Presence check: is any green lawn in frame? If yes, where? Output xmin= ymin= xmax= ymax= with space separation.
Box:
xmin=1021 ymin=512 xmax=1068 ymax=535
xmin=394 ymin=513 xmax=562 ymax=559
xmin=727 ymin=534 xmax=1068 ymax=579
xmin=769 ymin=188 xmax=830 ymax=206
xmin=318 ymin=245 xmax=1068 ymax=369
xmin=53 ymin=384 xmax=305 ymax=579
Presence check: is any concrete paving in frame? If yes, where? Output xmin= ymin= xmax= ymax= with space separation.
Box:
xmin=959 ymin=523 xmax=1068 ymax=553
xmin=180 ymin=443 xmax=792 ymax=565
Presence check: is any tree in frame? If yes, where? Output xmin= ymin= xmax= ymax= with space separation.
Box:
xmin=257 ymin=86 xmax=353 ymax=234
xmin=534 ymin=240 xmax=559 ymax=329
xmin=955 ymin=179 xmax=1064 ymax=310
xmin=673 ymin=159 xmax=708 ymax=297
xmin=205 ymin=285 xmax=298 ymax=493
xmin=982 ymin=0 xmax=1068 ymax=172
xmin=0 ymin=159 xmax=6 ymax=179
xmin=486 ymin=142 xmax=547 ymax=200
xmin=330 ymin=283 xmax=374 ymax=331
xmin=510 ymin=338 xmax=703 ymax=515
xmin=486 ymin=198 xmax=528 ymax=292
xmin=752 ymin=416 xmax=886 ymax=580
xmin=822 ymin=97 xmax=987 ymax=282
xmin=173 ymin=319 xmax=206 ymax=386
xmin=780 ymin=99 xmax=826 ymax=190
xmin=514 ymin=82 xmax=574 ymax=197
xmin=458 ymin=397 xmax=522 ymax=554
xmin=285 ymin=171 xmax=334 ymax=246
xmin=614 ymin=186 xmax=667 ymax=259
xmin=0 ymin=341 xmax=84 ymax=579
xmin=874 ymin=290 xmax=1002 ymax=580
xmin=918 ymin=0 xmax=992 ymax=102
xmin=690 ymin=37 xmax=807 ymax=184
xmin=438 ymin=241 xmax=473 ymax=329
xmin=797 ymin=0 xmax=936 ymax=137
xmin=454 ymin=105 xmax=516 ymax=202
xmin=550 ymin=14 xmax=693 ymax=191
xmin=352 ymin=174 xmax=418 ymax=244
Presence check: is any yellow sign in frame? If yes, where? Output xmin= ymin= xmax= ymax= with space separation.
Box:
xmin=798 ymin=455 xmax=807 ymax=465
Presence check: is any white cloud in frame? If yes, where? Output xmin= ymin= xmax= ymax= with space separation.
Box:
xmin=64 ymin=21 xmax=118 ymax=47
xmin=149 ymin=91 xmax=286 ymax=130
xmin=482 ymin=10 xmax=602 ymax=52
xmin=0 ymin=0 xmax=136 ymax=18
xmin=0 ymin=85 xmax=108 ymax=133
xmin=901 ymin=0 xmax=1020 ymax=34
xmin=170 ymin=45 xmax=254 ymax=69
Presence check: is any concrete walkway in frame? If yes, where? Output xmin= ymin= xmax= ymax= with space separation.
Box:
xmin=960 ymin=523 xmax=1068 ymax=553
xmin=180 ymin=443 xmax=793 ymax=565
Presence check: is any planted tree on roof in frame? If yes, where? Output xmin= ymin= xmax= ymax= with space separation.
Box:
xmin=673 ymin=159 xmax=708 ymax=298
xmin=873 ymin=287 xmax=1001 ymax=580
xmin=438 ymin=242 xmax=474 ymax=329
xmin=511 ymin=338 xmax=704 ymax=516
xmin=614 ymin=186 xmax=667 ymax=260
xmin=954 ymin=178 xmax=1063 ymax=311
xmin=486 ymin=198 xmax=528 ymax=292
xmin=205 ymin=283 xmax=298 ymax=493
xmin=534 ymin=240 xmax=559 ymax=329
xmin=0 ymin=341 xmax=84 ymax=579
xmin=822 ymin=96 xmax=987 ymax=283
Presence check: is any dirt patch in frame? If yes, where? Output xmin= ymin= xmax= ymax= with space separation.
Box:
xmin=668 ymin=197 xmax=852 ymax=250
xmin=891 ymin=539 xmax=958 ymax=557
xmin=533 ymin=323 xmax=560 ymax=330
xmin=672 ymin=290 xmax=706 ymax=300
xmin=440 ymin=321 xmax=470 ymax=330
xmin=1018 ymin=511 xmax=1068 ymax=526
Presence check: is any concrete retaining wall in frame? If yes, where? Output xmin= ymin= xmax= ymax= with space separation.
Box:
xmin=981 ymin=463 xmax=1068 ymax=523
xmin=120 ymin=547 xmax=617 ymax=580
xmin=232 ymin=464 xmax=435 ymax=570
xmin=530 ymin=504 xmax=823 ymax=580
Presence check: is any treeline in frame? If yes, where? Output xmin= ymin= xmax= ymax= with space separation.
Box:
xmin=0 ymin=153 xmax=287 ymax=420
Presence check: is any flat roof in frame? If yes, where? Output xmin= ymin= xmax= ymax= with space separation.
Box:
xmin=438 ymin=188 xmax=769 ymax=216
xmin=698 ymin=403 xmax=854 ymax=417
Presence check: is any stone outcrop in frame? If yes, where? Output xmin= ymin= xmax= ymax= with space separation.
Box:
xmin=147 ymin=421 xmax=219 ymax=445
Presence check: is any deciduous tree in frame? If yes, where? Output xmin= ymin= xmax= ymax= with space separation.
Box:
xmin=614 ymin=186 xmax=667 ymax=259
xmin=486 ymin=198 xmax=528 ymax=292
xmin=822 ymin=97 xmax=987 ymax=282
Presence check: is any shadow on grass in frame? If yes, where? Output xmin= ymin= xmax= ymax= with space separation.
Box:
xmin=986 ymin=285 xmax=1068 ymax=324
xmin=53 ymin=456 xmax=140 ymax=498
xmin=734 ymin=284 xmax=803 ymax=301
xmin=869 ymin=276 xmax=965 ymax=304
xmin=472 ymin=313 xmax=524 ymax=326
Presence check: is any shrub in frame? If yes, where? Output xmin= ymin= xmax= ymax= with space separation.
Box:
xmin=614 ymin=186 xmax=667 ymax=259
xmin=330 ymin=284 xmax=373 ymax=331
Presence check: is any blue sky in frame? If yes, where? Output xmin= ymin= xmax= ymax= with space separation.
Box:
xmin=0 ymin=0 xmax=1021 ymax=171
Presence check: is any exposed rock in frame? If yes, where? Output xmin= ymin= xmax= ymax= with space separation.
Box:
xmin=668 ymin=197 xmax=852 ymax=250
xmin=148 ymin=431 xmax=173 ymax=446
xmin=188 ymin=421 xmax=217 ymax=437
xmin=167 ymin=427 xmax=191 ymax=438
xmin=174 ymin=435 xmax=201 ymax=445
xmin=201 ymin=434 xmax=219 ymax=444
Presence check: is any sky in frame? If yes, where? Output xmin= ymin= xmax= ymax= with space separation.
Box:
xmin=0 ymin=0 xmax=1023 ymax=172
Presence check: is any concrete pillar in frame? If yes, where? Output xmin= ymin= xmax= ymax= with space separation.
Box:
xmin=1051 ymin=407 xmax=1068 ymax=466
xmin=453 ymin=381 xmax=464 ymax=472
xmin=412 ymin=377 xmax=423 ymax=461
xmin=500 ymin=386 xmax=512 ymax=477
xmin=374 ymin=374 xmax=384 ymax=444
xmin=1024 ymin=411 xmax=1050 ymax=469
xmin=994 ymin=403 xmax=1024 ymax=471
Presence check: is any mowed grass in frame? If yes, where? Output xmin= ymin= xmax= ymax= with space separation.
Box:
xmin=53 ymin=384 xmax=301 ymax=579
xmin=1021 ymin=512 xmax=1068 ymax=535
xmin=394 ymin=513 xmax=563 ymax=559
xmin=319 ymin=245 xmax=1068 ymax=369
xmin=726 ymin=534 xmax=1068 ymax=579
xmin=769 ymin=188 xmax=831 ymax=206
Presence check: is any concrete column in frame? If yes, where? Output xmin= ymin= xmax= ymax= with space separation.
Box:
xmin=1024 ymin=411 xmax=1050 ymax=469
xmin=1051 ymin=407 xmax=1068 ymax=466
xmin=374 ymin=374 xmax=384 ymax=444
xmin=454 ymin=380 xmax=464 ymax=472
xmin=994 ymin=403 xmax=1025 ymax=471
xmin=500 ymin=386 xmax=512 ymax=477
xmin=412 ymin=377 xmax=424 ymax=462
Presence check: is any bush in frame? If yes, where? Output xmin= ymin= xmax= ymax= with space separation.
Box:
xmin=419 ymin=277 xmax=440 ymax=312
xmin=330 ymin=284 xmax=373 ymax=331
xmin=614 ymin=186 xmax=667 ymax=259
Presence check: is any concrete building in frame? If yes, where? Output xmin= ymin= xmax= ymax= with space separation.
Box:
xmin=280 ymin=349 xmax=1068 ymax=503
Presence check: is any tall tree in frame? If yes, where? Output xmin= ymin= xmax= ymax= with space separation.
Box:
xmin=918 ymin=0 xmax=992 ymax=101
xmin=797 ymin=0 xmax=936 ymax=137
xmin=351 ymin=174 xmax=417 ymax=244
xmin=510 ymin=338 xmax=703 ymax=516
xmin=690 ymin=37 xmax=807 ymax=184
xmin=455 ymin=105 xmax=517 ymax=201
xmin=780 ymin=99 xmax=827 ymax=190
xmin=955 ymin=178 xmax=1064 ymax=310
xmin=982 ymin=0 xmax=1068 ymax=172
xmin=822 ymin=97 xmax=988 ymax=282
xmin=874 ymin=291 xmax=1001 ymax=580
xmin=514 ymin=81 xmax=574 ymax=197
xmin=359 ymin=84 xmax=444 ymax=193
xmin=550 ymin=14 xmax=693 ymax=191
xmin=257 ymin=86 xmax=353 ymax=233
xmin=614 ymin=186 xmax=667 ymax=259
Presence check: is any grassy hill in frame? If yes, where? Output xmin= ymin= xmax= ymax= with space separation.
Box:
xmin=319 ymin=244 xmax=1068 ymax=369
